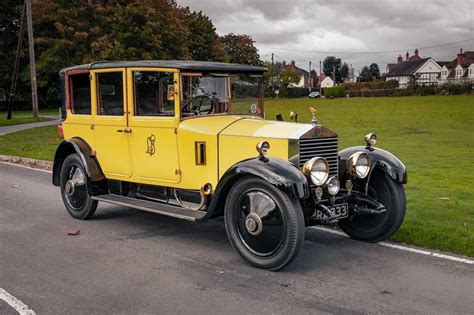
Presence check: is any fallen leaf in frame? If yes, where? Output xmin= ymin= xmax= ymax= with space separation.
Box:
xmin=67 ymin=230 xmax=81 ymax=236
xmin=439 ymin=197 xmax=450 ymax=201
xmin=12 ymin=184 xmax=20 ymax=188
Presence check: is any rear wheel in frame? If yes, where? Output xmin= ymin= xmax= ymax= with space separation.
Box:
xmin=60 ymin=154 xmax=98 ymax=220
xmin=338 ymin=171 xmax=406 ymax=242
xmin=224 ymin=177 xmax=305 ymax=271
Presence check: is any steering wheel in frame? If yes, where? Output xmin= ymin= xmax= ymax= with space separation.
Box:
xmin=181 ymin=95 xmax=213 ymax=115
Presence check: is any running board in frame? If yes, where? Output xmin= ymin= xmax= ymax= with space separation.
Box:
xmin=91 ymin=194 xmax=207 ymax=222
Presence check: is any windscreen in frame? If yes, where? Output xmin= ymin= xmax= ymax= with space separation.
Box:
xmin=181 ymin=74 xmax=263 ymax=118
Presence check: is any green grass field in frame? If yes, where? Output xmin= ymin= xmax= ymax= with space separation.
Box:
xmin=265 ymin=95 xmax=473 ymax=256
xmin=0 ymin=95 xmax=472 ymax=256
xmin=0 ymin=116 xmax=50 ymax=127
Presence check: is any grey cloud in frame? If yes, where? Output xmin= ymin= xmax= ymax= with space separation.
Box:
xmin=178 ymin=0 xmax=474 ymax=72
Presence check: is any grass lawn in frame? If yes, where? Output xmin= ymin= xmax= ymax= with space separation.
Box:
xmin=265 ymin=95 xmax=473 ymax=257
xmin=0 ymin=115 xmax=50 ymax=127
xmin=0 ymin=125 xmax=61 ymax=160
xmin=0 ymin=95 xmax=472 ymax=256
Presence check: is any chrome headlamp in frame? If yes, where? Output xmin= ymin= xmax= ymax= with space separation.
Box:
xmin=327 ymin=176 xmax=340 ymax=196
xmin=256 ymin=141 xmax=270 ymax=157
xmin=364 ymin=133 xmax=377 ymax=147
xmin=302 ymin=157 xmax=329 ymax=186
xmin=347 ymin=151 xmax=371 ymax=179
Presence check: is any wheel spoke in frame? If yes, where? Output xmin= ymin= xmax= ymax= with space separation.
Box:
xmin=248 ymin=192 xmax=276 ymax=219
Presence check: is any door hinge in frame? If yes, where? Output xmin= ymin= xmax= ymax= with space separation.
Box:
xmin=174 ymin=128 xmax=177 ymax=134
xmin=175 ymin=169 xmax=182 ymax=176
xmin=90 ymin=124 xmax=95 ymax=130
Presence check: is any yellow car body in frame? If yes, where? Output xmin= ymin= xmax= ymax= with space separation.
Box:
xmin=53 ymin=60 xmax=407 ymax=271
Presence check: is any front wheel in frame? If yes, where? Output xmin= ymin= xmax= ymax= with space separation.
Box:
xmin=224 ymin=177 xmax=305 ymax=271
xmin=60 ymin=154 xmax=98 ymax=220
xmin=338 ymin=170 xmax=406 ymax=242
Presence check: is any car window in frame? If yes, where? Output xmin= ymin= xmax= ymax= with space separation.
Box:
xmin=69 ymin=73 xmax=91 ymax=115
xmin=97 ymin=72 xmax=124 ymax=116
xmin=134 ymin=71 xmax=175 ymax=116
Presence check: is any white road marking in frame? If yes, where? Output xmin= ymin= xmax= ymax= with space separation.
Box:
xmin=0 ymin=288 xmax=36 ymax=315
xmin=0 ymin=161 xmax=52 ymax=173
xmin=2 ymin=161 xmax=473 ymax=266
xmin=311 ymin=226 xmax=474 ymax=265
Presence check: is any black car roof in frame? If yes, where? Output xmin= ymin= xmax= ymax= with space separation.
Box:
xmin=60 ymin=60 xmax=267 ymax=74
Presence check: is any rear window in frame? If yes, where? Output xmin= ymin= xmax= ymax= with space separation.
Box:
xmin=69 ymin=73 xmax=91 ymax=115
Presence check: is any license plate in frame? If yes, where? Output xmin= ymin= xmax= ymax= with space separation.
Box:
xmin=316 ymin=203 xmax=349 ymax=221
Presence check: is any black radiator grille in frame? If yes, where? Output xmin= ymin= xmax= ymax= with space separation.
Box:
xmin=299 ymin=137 xmax=339 ymax=177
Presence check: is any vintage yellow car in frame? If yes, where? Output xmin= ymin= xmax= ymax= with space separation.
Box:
xmin=53 ymin=61 xmax=407 ymax=270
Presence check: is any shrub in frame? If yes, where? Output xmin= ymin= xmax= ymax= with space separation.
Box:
xmin=324 ymin=86 xmax=346 ymax=98
xmin=439 ymin=83 xmax=472 ymax=95
xmin=385 ymin=79 xmax=399 ymax=89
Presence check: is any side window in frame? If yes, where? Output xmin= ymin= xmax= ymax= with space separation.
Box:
xmin=69 ymin=73 xmax=91 ymax=115
xmin=97 ymin=72 xmax=124 ymax=116
xmin=134 ymin=71 xmax=175 ymax=116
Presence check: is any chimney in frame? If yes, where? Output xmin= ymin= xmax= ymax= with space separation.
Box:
xmin=415 ymin=48 xmax=419 ymax=56
xmin=291 ymin=60 xmax=296 ymax=67
xmin=457 ymin=48 xmax=464 ymax=65
xmin=397 ymin=54 xmax=403 ymax=63
xmin=406 ymin=51 xmax=409 ymax=60
xmin=283 ymin=61 xmax=286 ymax=67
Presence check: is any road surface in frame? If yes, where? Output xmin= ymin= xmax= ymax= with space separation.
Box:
xmin=0 ymin=162 xmax=473 ymax=314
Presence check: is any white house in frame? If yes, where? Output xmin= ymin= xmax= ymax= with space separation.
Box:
xmin=438 ymin=49 xmax=474 ymax=84
xmin=285 ymin=60 xmax=309 ymax=88
xmin=320 ymin=75 xmax=334 ymax=88
xmin=385 ymin=58 xmax=441 ymax=88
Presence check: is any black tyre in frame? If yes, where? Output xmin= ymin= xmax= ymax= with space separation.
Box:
xmin=60 ymin=154 xmax=98 ymax=220
xmin=338 ymin=171 xmax=406 ymax=242
xmin=224 ymin=177 xmax=305 ymax=271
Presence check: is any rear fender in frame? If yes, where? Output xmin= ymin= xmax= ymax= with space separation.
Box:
xmin=52 ymin=138 xmax=106 ymax=194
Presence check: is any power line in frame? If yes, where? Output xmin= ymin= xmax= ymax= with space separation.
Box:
xmin=257 ymin=37 xmax=474 ymax=55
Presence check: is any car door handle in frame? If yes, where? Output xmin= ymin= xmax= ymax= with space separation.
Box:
xmin=117 ymin=129 xmax=132 ymax=133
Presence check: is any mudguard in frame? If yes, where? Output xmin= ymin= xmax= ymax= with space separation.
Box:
xmin=52 ymin=138 xmax=106 ymax=190
xmin=338 ymin=146 xmax=407 ymax=184
xmin=216 ymin=157 xmax=309 ymax=200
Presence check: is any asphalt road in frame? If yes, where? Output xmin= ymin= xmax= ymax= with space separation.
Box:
xmin=1 ymin=162 xmax=473 ymax=314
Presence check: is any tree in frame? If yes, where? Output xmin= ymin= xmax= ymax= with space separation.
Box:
xmin=369 ymin=63 xmax=380 ymax=79
xmin=180 ymin=8 xmax=227 ymax=62
xmin=219 ymin=33 xmax=262 ymax=65
xmin=358 ymin=66 xmax=373 ymax=82
xmin=322 ymin=56 xmax=349 ymax=83
xmin=280 ymin=65 xmax=300 ymax=85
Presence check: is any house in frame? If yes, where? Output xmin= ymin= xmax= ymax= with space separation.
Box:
xmin=385 ymin=50 xmax=441 ymax=88
xmin=285 ymin=60 xmax=309 ymax=88
xmin=318 ymin=74 xmax=334 ymax=88
xmin=438 ymin=49 xmax=474 ymax=84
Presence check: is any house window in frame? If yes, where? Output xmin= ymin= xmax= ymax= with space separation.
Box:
xmin=69 ymin=73 xmax=91 ymax=115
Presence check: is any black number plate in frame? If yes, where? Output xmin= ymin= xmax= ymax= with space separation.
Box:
xmin=316 ymin=203 xmax=349 ymax=221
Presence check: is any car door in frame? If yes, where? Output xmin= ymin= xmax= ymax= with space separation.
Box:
xmin=91 ymin=68 xmax=132 ymax=178
xmin=127 ymin=68 xmax=181 ymax=183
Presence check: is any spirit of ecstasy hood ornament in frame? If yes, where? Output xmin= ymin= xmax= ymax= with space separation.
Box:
xmin=309 ymin=107 xmax=318 ymax=125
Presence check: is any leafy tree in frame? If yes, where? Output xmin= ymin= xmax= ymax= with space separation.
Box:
xmin=322 ymin=56 xmax=349 ymax=83
xmin=0 ymin=0 xmax=27 ymax=100
xmin=219 ymin=33 xmax=262 ymax=65
xmin=280 ymin=65 xmax=300 ymax=85
xmin=180 ymin=8 xmax=227 ymax=62
xmin=369 ymin=63 xmax=380 ymax=79
xmin=358 ymin=66 xmax=373 ymax=82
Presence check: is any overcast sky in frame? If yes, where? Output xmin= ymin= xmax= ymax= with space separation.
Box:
xmin=179 ymin=0 xmax=474 ymax=74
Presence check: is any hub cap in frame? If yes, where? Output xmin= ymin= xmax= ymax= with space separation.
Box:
xmin=235 ymin=191 xmax=286 ymax=257
xmin=63 ymin=166 xmax=87 ymax=211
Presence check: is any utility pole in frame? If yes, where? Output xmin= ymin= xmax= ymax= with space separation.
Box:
xmin=333 ymin=65 xmax=336 ymax=84
xmin=271 ymin=53 xmax=274 ymax=97
xmin=308 ymin=61 xmax=312 ymax=92
xmin=25 ymin=0 xmax=39 ymax=118
xmin=319 ymin=60 xmax=322 ymax=95
xmin=7 ymin=4 xmax=27 ymax=120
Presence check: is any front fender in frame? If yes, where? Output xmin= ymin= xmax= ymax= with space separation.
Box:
xmin=218 ymin=157 xmax=309 ymax=199
xmin=338 ymin=146 xmax=407 ymax=184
